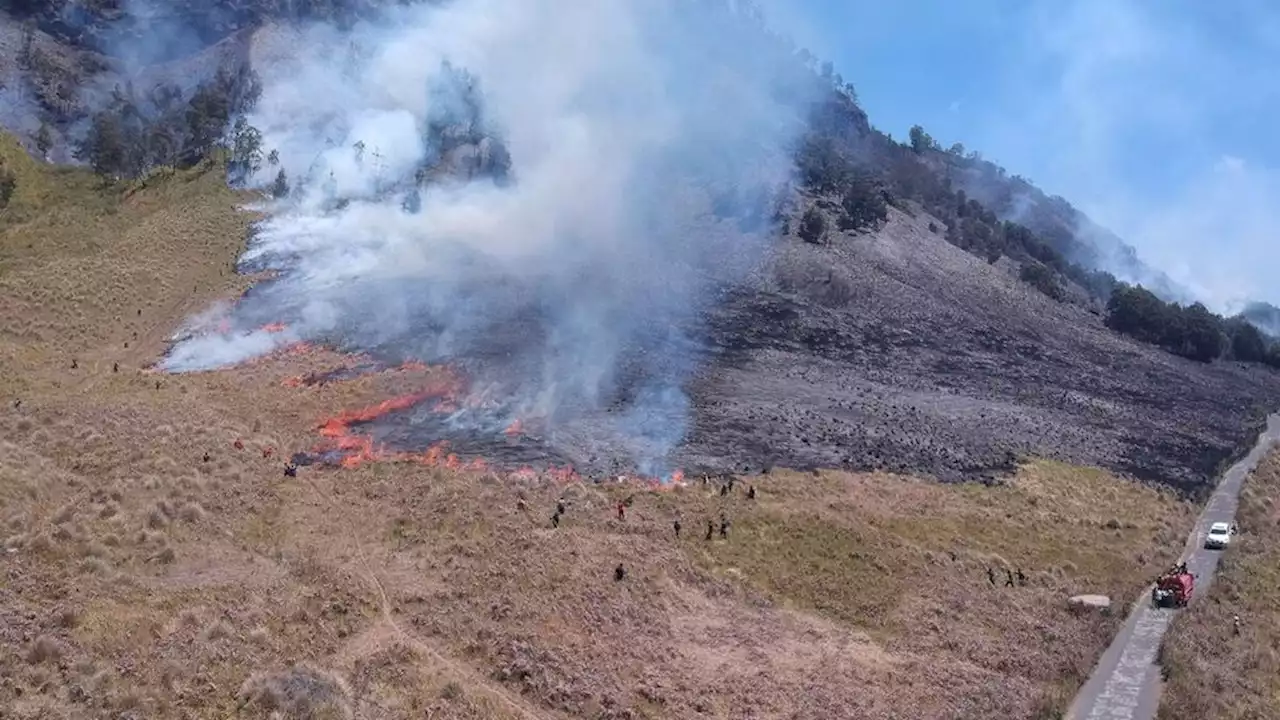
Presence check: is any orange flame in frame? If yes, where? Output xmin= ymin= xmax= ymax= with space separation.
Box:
xmin=260 ymin=322 xmax=288 ymax=333
xmin=504 ymin=418 xmax=524 ymax=437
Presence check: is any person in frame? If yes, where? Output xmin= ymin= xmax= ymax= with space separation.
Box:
xmin=616 ymin=502 xmax=626 ymax=521
xmin=705 ymin=519 xmax=714 ymax=541
xmin=747 ymin=485 xmax=756 ymax=500
xmin=719 ymin=514 xmax=730 ymax=539
xmin=987 ymin=567 xmax=996 ymax=587
xmin=1005 ymin=569 xmax=1015 ymax=587
xmin=155 ymin=380 xmax=161 ymax=390
xmin=71 ymin=359 xmax=78 ymax=369
xmin=557 ymin=500 xmax=566 ymax=516
xmin=673 ymin=519 xmax=681 ymax=538
xmin=1233 ymin=614 xmax=1241 ymax=636
xmin=551 ymin=512 xmax=560 ymax=529
xmin=614 ymin=564 xmax=626 ymax=581
xmin=234 ymin=438 xmax=244 ymax=450
xmin=284 ymin=463 xmax=297 ymax=478
xmin=112 ymin=362 xmax=118 ymax=373
xmin=1016 ymin=568 xmax=1027 ymax=587
xmin=719 ymin=483 xmax=729 ymax=497
xmin=202 ymin=452 xmax=211 ymax=463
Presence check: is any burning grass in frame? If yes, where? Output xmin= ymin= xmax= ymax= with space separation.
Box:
xmin=1157 ymin=448 xmax=1280 ymax=720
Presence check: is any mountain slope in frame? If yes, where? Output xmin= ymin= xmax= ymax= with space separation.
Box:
xmin=0 ymin=150 xmax=1199 ymax=718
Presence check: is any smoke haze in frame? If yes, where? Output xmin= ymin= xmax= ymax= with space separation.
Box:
xmin=160 ymin=0 xmax=814 ymax=474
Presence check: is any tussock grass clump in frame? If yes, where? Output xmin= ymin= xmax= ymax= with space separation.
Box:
xmin=237 ymin=664 xmax=353 ymax=720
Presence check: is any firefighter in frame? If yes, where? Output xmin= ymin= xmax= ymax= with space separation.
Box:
xmin=556 ymin=499 xmax=566 ymax=516
xmin=71 ymin=359 xmax=78 ymax=369
xmin=614 ymin=564 xmax=626 ymax=581
xmin=202 ymin=452 xmax=211 ymax=463
xmin=1016 ymin=568 xmax=1027 ymax=587
xmin=551 ymin=512 xmax=560 ymax=529
xmin=112 ymin=362 xmax=118 ymax=373
xmin=747 ymin=485 xmax=757 ymax=500
xmin=1005 ymin=569 xmax=1015 ymax=587
xmin=154 ymin=380 xmax=161 ymax=390
xmin=234 ymin=438 xmax=244 ymax=450
xmin=705 ymin=519 xmax=714 ymax=541
xmin=987 ymin=567 xmax=996 ymax=587
xmin=719 ymin=483 xmax=729 ymax=497
xmin=284 ymin=463 xmax=297 ymax=478
xmin=719 ymin=514 xmax=730 ymax=539
xmin=673 ymin=519 xmax=681 ymax=538
xmin=616 ymin=502 xmax=626 ymax=521
xmin=1233 ymin=614 xmax=1241 ymax=636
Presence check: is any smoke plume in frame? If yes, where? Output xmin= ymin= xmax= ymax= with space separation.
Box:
xmin=162 ymin=0 xmax=814 ymax=475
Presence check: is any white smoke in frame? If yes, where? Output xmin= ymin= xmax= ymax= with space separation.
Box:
xmin=162 ymin=0 xmax=814 ymax=473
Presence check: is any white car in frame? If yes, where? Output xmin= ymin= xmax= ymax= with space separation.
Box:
xmin=1204 ymin=522 xmax=1233 ymax=550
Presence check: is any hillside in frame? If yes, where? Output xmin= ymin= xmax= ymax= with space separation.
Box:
xmin=2 ymin=2 xmax=1280 ymax=717
xmin=0 ymin=133 xmax=1203 ymax=719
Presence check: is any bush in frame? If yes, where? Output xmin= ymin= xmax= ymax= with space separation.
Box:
xmin=0 ymin=162 xmax=15 ymax=209
xmin=798 ymin=206 xmax=826 ymax=244
xmin=838 ymin=176 xmax=888 ymax=232
xmin=1019 ymin=262 xmax=1064 ymax=301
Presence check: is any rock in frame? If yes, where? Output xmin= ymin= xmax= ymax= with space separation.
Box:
xmin=1068 ymin=594 xmax=1111 ymax=610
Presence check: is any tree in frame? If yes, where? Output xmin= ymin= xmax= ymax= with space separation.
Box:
xmin=1179 ymin=303 xmax=1225 ymax=363
xmin=76 ymin=110 xmax=127 ymax=178
xmin=267 ymin=149 xmax=279 ymax=167
xmin=908 ymin=124 xmax=937 ymax=154
xmin=35 ymin=122 xmax=52 ymax=159
xmin=228 ymin=116 xmax=264 ymax=184
xmin=838 ymin=176 xmax=888 ymax=232
xmin=1228 ymin=319 xmax=1267 ymax=362
xmin=270 ymin=168 xmax=289 ymax=199
xmin=798 ymin=206 xmax=826 ymax=244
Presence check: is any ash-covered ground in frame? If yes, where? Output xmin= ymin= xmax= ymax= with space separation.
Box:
xmin=674 ymin=205 xmax=1280 ymax=494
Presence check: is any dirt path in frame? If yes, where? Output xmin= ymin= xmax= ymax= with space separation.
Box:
xmin=1067 ymin=413 xmax=1280 ymax=720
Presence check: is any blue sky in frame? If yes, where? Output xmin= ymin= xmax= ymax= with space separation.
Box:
xmin=762 ymin=0 xmax=1280 ymax=309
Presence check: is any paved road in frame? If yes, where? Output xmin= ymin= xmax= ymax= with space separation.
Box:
xmin=1067 ymin=414 xmax=1280 ymax=720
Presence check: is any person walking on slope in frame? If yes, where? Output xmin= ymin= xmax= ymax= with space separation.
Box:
xmin=616 ymin=501 xmax=626 ymax=521
xmin=673 ymin=519 xmax=681 ymax=538
xmin=705 ymin=519 xmax=715 ymax=541
xmin=1005 ymin=569 xmax=1015 ymax=587
xmin=987 ymin=567 xmax=996 ymax=587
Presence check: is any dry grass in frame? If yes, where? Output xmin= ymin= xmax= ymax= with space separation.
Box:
xmin=1157 ymin=449 xmax=1280 ymax=720
xmin=0 ymin=132 xmax=1201 ymax=718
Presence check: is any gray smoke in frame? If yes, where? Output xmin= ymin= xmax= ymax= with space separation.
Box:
xmin=162 ymin=0 xmax=815 ymax=474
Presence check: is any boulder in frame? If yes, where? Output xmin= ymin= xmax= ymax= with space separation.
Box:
xmin=1068 ymin=594 xmax=1111 ymax=610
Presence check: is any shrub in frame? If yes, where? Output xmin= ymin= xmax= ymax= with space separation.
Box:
xmin=798 ymin=206 xmax=826 ymax=244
